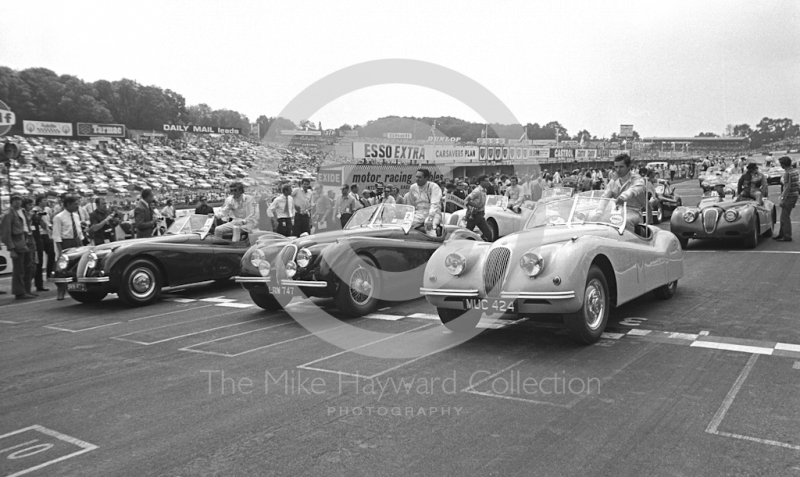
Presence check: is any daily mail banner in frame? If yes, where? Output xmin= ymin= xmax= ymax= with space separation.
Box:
xmin=23 ymin=120 xmax=73 ymax=137
xmin=162 ymin=124 xmax=241 ymax=134
xmin=353 ymin=142 xmax=427 ymax=161
xmin=77 ymin=122 xmax=126 ymax=137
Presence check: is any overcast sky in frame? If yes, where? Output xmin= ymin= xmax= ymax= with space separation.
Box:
xmin=1 ymin=0 xmax=798 ymax=138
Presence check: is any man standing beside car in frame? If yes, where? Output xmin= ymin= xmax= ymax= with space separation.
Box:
xmin=603 ymin=153 xmax=646 ymax=233
xmin=88 ymin=197 xmax=119 ymax=245
xmin=52 ymin=195 xmax=84 ymax=301
xmin=1 ymin=194 xmax=36 ymax=299
xmin=464 ymin=175 xmax=494 ymax=241
xmin=134 ymin=189 xmax=156 ymax=238
xmin=267 ymin=184 xmax=294 ymax=237
xmin=291 ymin=178 xmax=314 ymax=236
xmin=773 ymin=156 xmax=799 ymax=242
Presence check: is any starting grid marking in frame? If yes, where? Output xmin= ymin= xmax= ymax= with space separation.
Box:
xmin=0 ymin=425 xmax=97 ymax=477
xmin=610 ymin=328 xmax=800 ymax=360
xmin=163 ymin=296 xmax=255 ymax=308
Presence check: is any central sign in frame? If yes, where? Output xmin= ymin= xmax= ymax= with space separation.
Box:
xmin=77 ymin=122 xmax=126 ymax=137
xmin=162 ymin=124 xmax=241 ymax=134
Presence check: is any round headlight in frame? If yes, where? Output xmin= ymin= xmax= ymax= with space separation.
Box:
xmin=258 ymin=261 xmax=271 ymax=277
xmin=724 ymin=209 xmax=739 ymax=222
xmin=285 ymin=261 xmax=297 ymax=278
xmin=444 ymin=252 xmax=466 ymax=276
xmin=86 ymin=252 xmax=98 ymax=270
xmin=683 ymin=211 xmax=697 ymax=223
xmin=250 ymin=249 xmax=266 ymax=267
xmin=57 ymin=254 xmax=69 ymax=271
xmin=297 ymin=248 xmax=312 ymax=268
xmin=520 ymin=251 xmax=543 ymax=277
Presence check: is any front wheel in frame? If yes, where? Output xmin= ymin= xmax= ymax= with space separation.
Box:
xmin=438 ymin=307 xmax=480 ymax=332
xmin=118 ymin=259 xmax=163 ymax=307
xmin=743 ymin=218 xmax=759 ymax=249
xmin=249 ymin=292 xmax=282 ymax=311
xmin=653 ymin=280 xmax=677 ymax=300
xmin=488 ymin=220 xmax=499 ymax=242
xmin=763 ymin=210 xmax=775 ymax=237
xmin=334 ymin=255 xmax=380 ymax=317
xmin=653 ymin=205 xmax=663 ymax=224
xmin=68 ymin=291 xmax=108 ymax=303
xmin=564 ymin=265 xmax=610 ymax=344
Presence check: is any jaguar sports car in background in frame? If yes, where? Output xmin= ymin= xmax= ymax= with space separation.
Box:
xmin=236 ymin=203 xmax=482 ymax=316
xmin=648 ymin=179 xmax=682 ymax=224
xmin=54 ymin=214 xmax=283 ymax=306
xmin=670 ymin=192 xmax=776 ymax=249
xmin=447 ymin=195 xmax=535 ymax=241
xmin=421 ymin=196 xmax=683 ymax=344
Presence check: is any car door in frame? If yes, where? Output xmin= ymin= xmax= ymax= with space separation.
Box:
xmin=152 ymin=235 xmax=218 ymax=286
xmin=210 ymin=238 xmax=250 ymax=278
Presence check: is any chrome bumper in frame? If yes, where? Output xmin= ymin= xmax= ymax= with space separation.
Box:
xmin=235 ymin=276 xmax=271 ymax=283
xmin=78 ymin=277 xmax=110 ymax=283
xmin=281 ymin=280 xmax=327 ymax=288
xmin=420 ymin=288 xmax=479 ymax=297
xmin=499 ymin=291 xmax=576 ymax=300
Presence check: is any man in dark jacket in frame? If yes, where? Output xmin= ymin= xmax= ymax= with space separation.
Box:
xmin=195 ymin=196 xmax=214 ymax=215
xmin=134 ymin=189 xmax=156 ymax=238
xmin=0 ymin=194 xmax=36 ymax=299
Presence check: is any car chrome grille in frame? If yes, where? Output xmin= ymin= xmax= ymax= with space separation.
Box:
xmin=703 ymin=208 xmax=719 ymax=234
xmin=483 ymin=247 xmax=511 ymax=298
xmin=280 ymin=244 xmax=298 ymax=265
xmin=77 ymin=253 xmax=91 ymax=278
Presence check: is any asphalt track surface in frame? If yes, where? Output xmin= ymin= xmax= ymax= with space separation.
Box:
xmin=2 ymin=181 xmax=799 ymax=477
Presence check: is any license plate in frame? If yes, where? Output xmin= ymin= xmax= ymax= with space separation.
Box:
xmin=464 ymin=298 xmax=515 ymax=312
xmin=270 ymin=286 xmax=294 ymax=296
xmin=67 ymin=283 xmax=87 ymax=292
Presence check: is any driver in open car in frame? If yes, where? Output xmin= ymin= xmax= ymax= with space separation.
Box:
xmin=213 ymin=181 xmax=258 ymax=240
xmin=406 ymin=168 xmax=442 ymax=237
xmin=603 ymin=153 xmax=646 ymax=233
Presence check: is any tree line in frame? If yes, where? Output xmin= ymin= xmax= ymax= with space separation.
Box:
xmin=0 ymin=66 xmax=254 ymax=135
xmin=1 ymin=66 xmax=796 ymax=148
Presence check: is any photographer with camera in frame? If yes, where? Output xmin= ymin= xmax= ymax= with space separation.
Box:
xmin=88 ymin=197 xmax=120 ymax=245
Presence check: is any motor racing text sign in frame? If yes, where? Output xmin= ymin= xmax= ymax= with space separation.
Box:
xmin=320 ymin=165 xmax=448 ymax=194
xmin=23 ymin=120 xmax=73 ymax=137
xmin=162 ymin=124 xmax=241 ymax=134
xmin=77 ymin=123 xmax=126 ymax=137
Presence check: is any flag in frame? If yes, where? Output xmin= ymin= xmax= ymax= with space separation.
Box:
xmin=430 ymin=120 xmax=437 ymax=138
xmin=482 ymin=124 xmax=487 ymax=138
xmin=579 ymin=133 xmax=585 ymax=148
xmin=555 ymin=128 xmax=560 ymax=145
xmin=519 ymin=126 xmax=527 ymax=142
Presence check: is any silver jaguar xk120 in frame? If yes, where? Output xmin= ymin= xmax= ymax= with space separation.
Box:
xmin=420 ymin=196 xmax=684 ymax=344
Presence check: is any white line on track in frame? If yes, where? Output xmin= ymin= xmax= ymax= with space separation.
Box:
xmin=0 ymin=320 xmax=19 ymax=324
xmin=296 ymin=323 xmax=434 ymax=372
xmin=691 ymin=341 xmax=773 ymax=355
xmin=113 ymin=315 xmax=281 ymax=345
xmin=705 ymin=354 xmax=800 ymax=451
xmin=180 ymin=323 xmax=348 ymax=357
xmin=0 ymin=297 xmax=56 ymax=309
xmin=110 ymin=308 xmax=253 ymax=344
xmin=128 ymin=304 xmax=216 ymax=322
xmin=44 ymin=322 xmax=122 ymax=333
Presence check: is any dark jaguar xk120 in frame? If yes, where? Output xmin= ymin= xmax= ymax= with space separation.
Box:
xmin=53 ymin=214 xmax=284 ymax=306
xmin=235 ymin=203 xmax=482 ymax=316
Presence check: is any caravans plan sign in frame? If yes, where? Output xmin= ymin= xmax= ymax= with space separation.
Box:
xmin=162 ymin=124 xmax=241 ymax=134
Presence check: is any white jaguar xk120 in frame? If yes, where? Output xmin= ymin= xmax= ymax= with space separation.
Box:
xmin=421 ymin=196 xmax=684 ymax=344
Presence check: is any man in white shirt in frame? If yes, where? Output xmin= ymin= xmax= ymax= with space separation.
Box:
xmin=406 ymin=168 xmax=442 ymax=237
xmin=291 ymin=178 xmax=314 ymax=236
xmin=267 ymin=184 xmax=294 ymax=236
xmin=52 ymin=195 xmax=85 ymax=300
xmin=214 ymin=181 xmax=258 ymax=240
